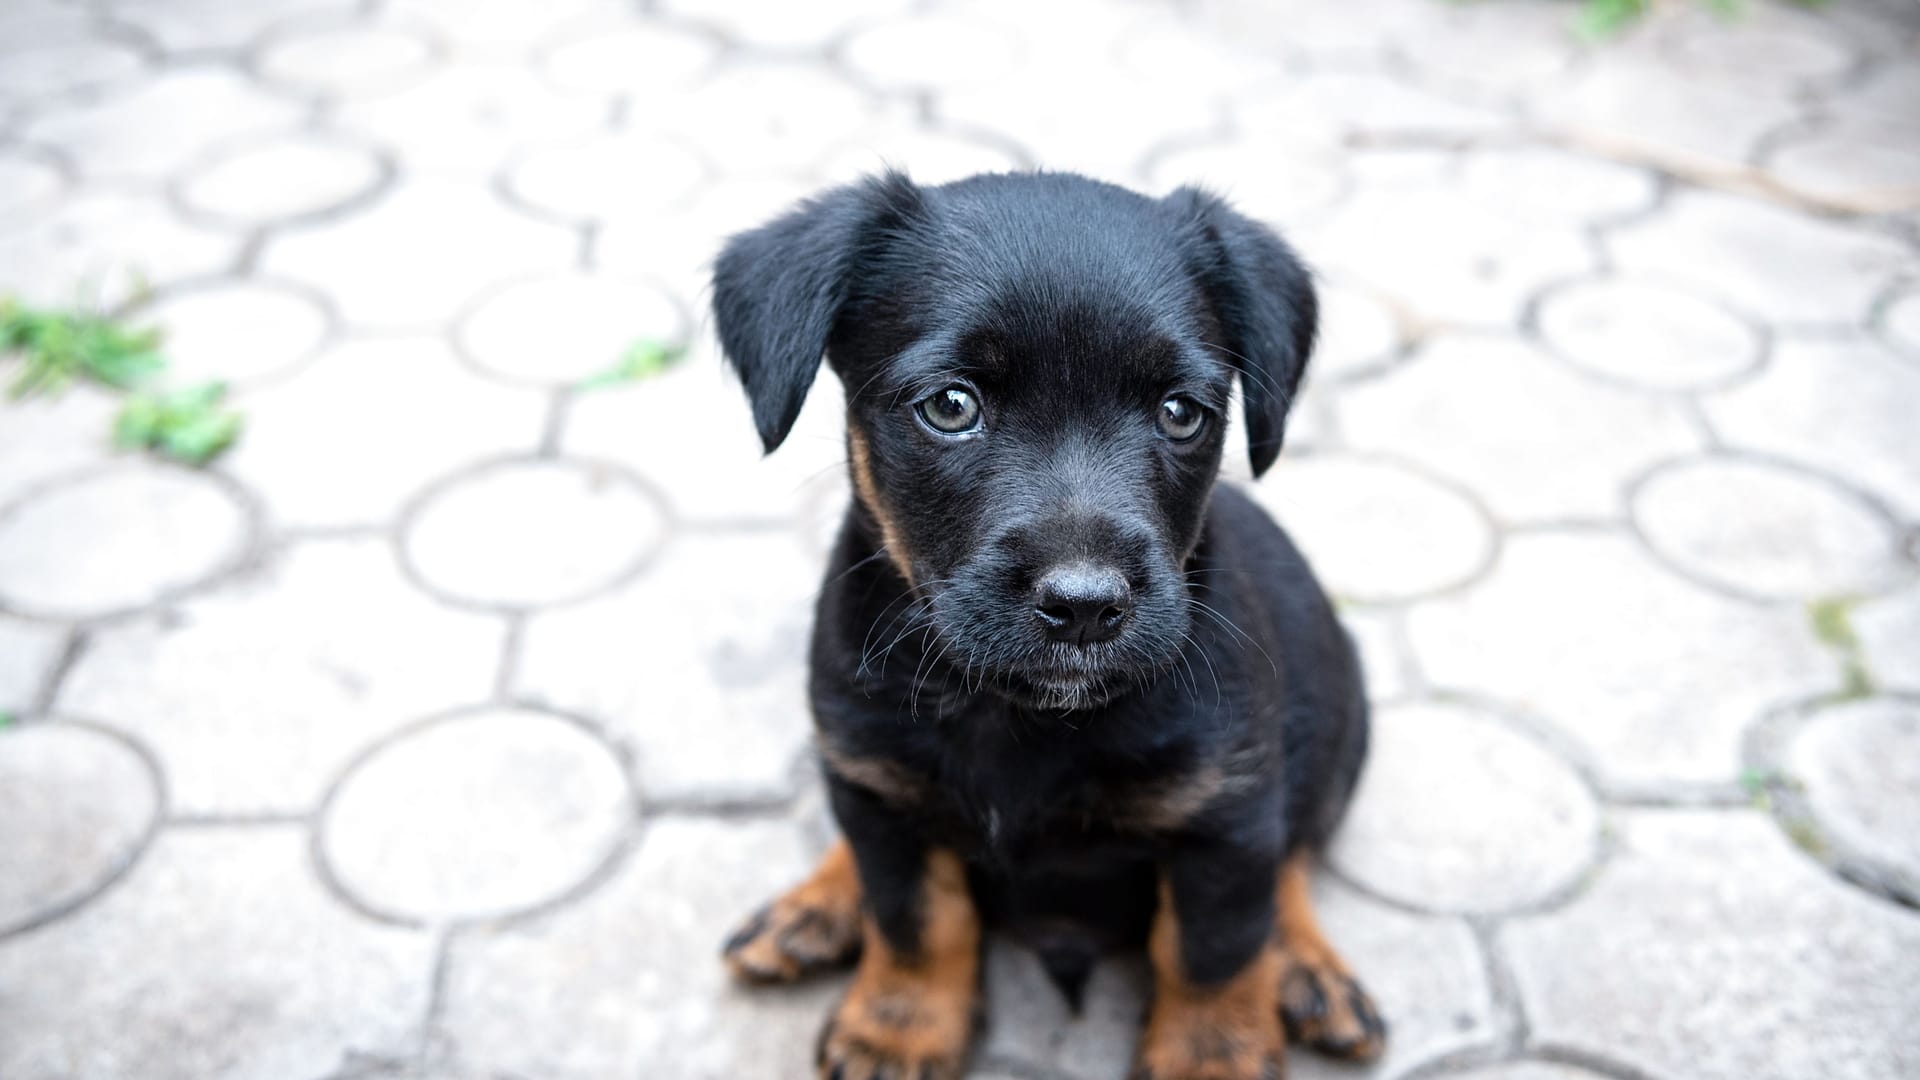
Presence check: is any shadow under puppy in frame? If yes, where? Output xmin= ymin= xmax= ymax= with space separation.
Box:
xmin=713 ymin=170 xmax=1383 ymax=1080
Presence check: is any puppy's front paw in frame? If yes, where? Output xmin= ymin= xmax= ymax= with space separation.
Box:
xmin=723 ymin=894 xmax=862 ymax=983
xmin=816 ymin=981 xmax=976 ymax=1080
xmin=1276 ymin=951 xmax=1386 ymax=1062
xmin=1130 ymin=1006 xmax=1285 ymax=1080
xmin=723 ymin=841 xmax=863 ymax=983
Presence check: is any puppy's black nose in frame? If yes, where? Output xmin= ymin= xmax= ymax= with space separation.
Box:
xmin=1033 ymin=564 xmax=1132 ymax=645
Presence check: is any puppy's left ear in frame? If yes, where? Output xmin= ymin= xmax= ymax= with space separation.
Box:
xmin=1165 ymin=187 xmax=1318 ymax=478
xmin=712 ymin=170 xmax=924 ymax=454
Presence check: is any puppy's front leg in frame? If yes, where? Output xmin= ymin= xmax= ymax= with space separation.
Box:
xmin=1134 ymin=845 xmax=1286 ymax=1080
xmin=817 ymin=779 xmax=981 ymax=1080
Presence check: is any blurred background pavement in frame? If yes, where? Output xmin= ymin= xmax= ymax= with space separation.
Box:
xmin=1 ymin=0 xmax=1918 ymax=1078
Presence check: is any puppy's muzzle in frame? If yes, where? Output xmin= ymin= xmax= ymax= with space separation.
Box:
xmin=1032 ymin=563 xmax=1132 ymax=646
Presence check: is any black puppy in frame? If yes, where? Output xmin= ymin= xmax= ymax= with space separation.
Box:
xmin=714 ymin=171 xmax=1382 ymax=1080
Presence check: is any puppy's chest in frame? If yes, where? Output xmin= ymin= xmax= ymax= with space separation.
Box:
xmin=914 ymin=732 xmax=1224 ymax=860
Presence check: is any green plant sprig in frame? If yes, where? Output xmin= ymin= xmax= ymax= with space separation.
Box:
xmin=1 ymin=295 xmax=244 ymax=466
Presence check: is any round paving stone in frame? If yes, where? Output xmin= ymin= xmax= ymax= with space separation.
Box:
xmin=0 ymin=724 xmax=158 ymax=935
xmin=1250 ymin=457 xmax=1495 ymax=603
xmin=0 ymin=465 xmax=250 ymax=619
xmin=1329 ymin=701 xmax=1600 ymax=913
xmin=135 ymin=281 xmax=329 ymax=386
xmin=320 ymin=708 xmax=631 ymax=922
xmin=1787 ymin=698 xmax=1920 ymax=897
xmin=1539 ymin=277 xmax=1761 ymax=390
xmin=1633 ymin=458 xmax=1904 ymax=600
xmin=457 ymin=273 xmax=685 ymax=387
xmin=403 ymin=459 xmax=667 ymax=609
xmin=260 ymin=23 xmax=436 ymax=98
xmin=176 ymin=133 xmax=385 ymax=226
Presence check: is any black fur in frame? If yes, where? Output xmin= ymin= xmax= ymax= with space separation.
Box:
xmin=714 ymin=170 xmax=1368 ymax=998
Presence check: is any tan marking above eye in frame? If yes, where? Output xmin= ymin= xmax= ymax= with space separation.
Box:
xmin=847 ymin=421 xmax=917 ymax=586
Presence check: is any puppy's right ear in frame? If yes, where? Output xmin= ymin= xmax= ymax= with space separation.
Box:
xmin=712 ymin=171 xmax=924 ymax=454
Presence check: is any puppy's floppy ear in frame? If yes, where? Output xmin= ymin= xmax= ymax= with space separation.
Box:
xmin=1164 ymin=186 xmax=1318 ymax=478
xmin=712 ymin=170 xmax=924 ymax=453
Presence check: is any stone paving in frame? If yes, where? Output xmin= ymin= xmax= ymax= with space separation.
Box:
xmin=1 ymin=0 xmax=1918 ymax=1077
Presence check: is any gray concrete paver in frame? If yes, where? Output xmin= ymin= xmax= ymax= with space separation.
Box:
xmin=1704 ymin=337 xmax=1920 ymax=521
xmin=1503 ymin=810 xmax=1920 ymax=1080
xmin=318 ymin=707 xmax=632 ymax=923
xmin=0 ymin=463 xmax=252 ymax=620
xmin=56 ymin=538 xmax=506 ymax=816
xmin=130 ymin=279 xmax=332 ymax=386
xmin=400 ymin=457 xmax=670 ymax=610
xmin=24 ymin=69 xmax=304 ymax=183
xmin=1342 ymin=336 xmax=1700 ymax=523
xmin=219 ymin=336 xmax=549 ymax=530
xmin=1785 ymin=697 xmax=1920 ymax=902
xmin=0 ymin=829 xmax=435 ymax=1080
xmin=0 ymin=723 xmax=159 ymax=935
xmin=1408 ymin=532 xmax=1836 ymax=790
xmin=1250 ymin=457 xmax=1497 ymax=604
xmin=1630 ymin=457 xmax=1910 ymax=600
xmin=1327 ymin=701 xmax=1601 ymax=914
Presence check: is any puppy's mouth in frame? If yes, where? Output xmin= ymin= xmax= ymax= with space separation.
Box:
xmin=1002 ymin=668 xmax=1119 ymax=712
xmin=993 ymin=640 xmax=1174 ymax=712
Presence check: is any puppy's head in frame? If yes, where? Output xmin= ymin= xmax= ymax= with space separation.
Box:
xmin=713 ymin=171 xmax=1315 ymax=710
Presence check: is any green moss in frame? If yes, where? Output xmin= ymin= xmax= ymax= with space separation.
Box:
xmin=1808 ymin=596 xmax=1876 ymax=702
xmin=1783 ymin=818 xmax=1829 ymax=859
xmin=576 ymin=340 xmax=687 ymax=390
xmin=1808 ymin=596 xmax=1860 ymax=651
xmin=1838 ymin=662 xmax=1876 ymax=702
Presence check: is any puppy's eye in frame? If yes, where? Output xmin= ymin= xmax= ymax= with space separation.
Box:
xmin=917 ymin=387 xmax=982 ymax=435
xmin=1157 ymin=397 xmax=1205 ymax=442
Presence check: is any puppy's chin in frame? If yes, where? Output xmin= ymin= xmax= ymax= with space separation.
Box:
xmin=999 ymin=670 xmax=1121 ymax=712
